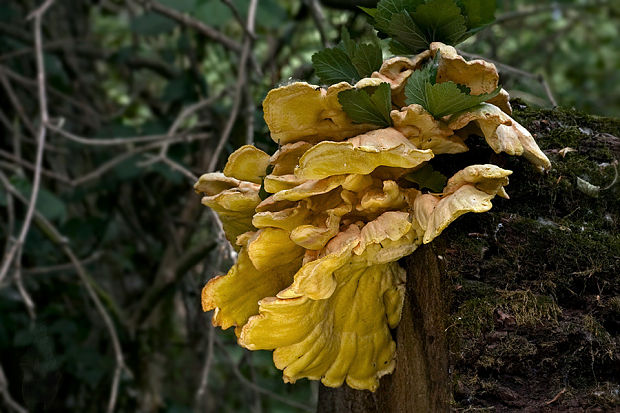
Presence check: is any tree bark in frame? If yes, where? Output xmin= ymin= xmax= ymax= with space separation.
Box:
xmin=318 ymin=243 xmax=451 ymax=413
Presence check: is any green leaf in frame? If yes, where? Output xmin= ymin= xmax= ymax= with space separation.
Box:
xmin=458 ymin=0 xmax=496 ymax=29
xmin=340 ymin=27 xmax=357 ymax=57
xmin=351 ymin=43 xmax=383 ymax=78
xmin=423 ymin=82 xmax=501 ymax=117
xmin=404 ymin=164 xmax=447 ymax=192
xmin=388 ymin=39 xmax=413 ymax=56
xmin=312 ymin=47 xmax=360 ymax=84
xmin=411 ymin=0 xmax=467 ymax=46
xmin=358 ymin=6 xmax=378 ymax=19
xmin=312 ymin=31 xmax=383 ymax=85
xmin=368 ymin=0 xmax=492 ymax=53
xmin=404 ymin=53 xmax=501 ymax=118
xmin=389 ymin=11 xmax=429 ymax=53
xmin=338 ymin=83 xmax=393 ymax=127
xmin=375 ymin=0 xmax=424 ymax=33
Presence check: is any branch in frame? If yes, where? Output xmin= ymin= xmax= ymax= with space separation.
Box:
xmin=149 ymin=90 xmax=226 ymax=161
xmin=0 ymin=69 xmax=37 ymax=138
xmin=194 ymin=320 xmax=215 ymax=410
xmin=0 ymin=171 xmax=128 ymax=413
xmin=22 ymin=251 xmax=102 ymax=275
xmin=0 ymin=363 xmax=27 ymax=413
xmin=0 ymin=151 xmax=72 ymax=184
xmin=307 ymin=0 xmax=331 ymax=48
xmin=141 ymin=0 xmax=242 ymax=52
xmin=0 ymin=0 xmax=54 ymax=283
xmin=214 ymin=335 xmax=314 ymax=412
xmin=207 ymin=0 xmax=258 ymax=172
xmin=66 ymin=133 xmax=209 ymax=187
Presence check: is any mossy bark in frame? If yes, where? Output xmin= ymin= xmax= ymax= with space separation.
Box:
xmin=318 ymin=104 xmax=620 ymax=412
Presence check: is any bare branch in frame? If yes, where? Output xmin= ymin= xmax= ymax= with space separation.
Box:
xmin=141 ymin=0 xmax=242 ymax=52
xmin=207 ymin=0 xmax=258 ymax=172
xmin=214 ymin=335 xmax=314 ymax=412
xmin=151 ymin=90 xmax=226 ymax=161
xmin=0 ymin=363 xmax=27 ymax=413
xmin=22 ymin=251 xmax=103 ymax=275
xmin=47 ymin=122 xmax=171 ymax=146
xmin=0 ymin=152 xmax=72 ymax=184
xmin=14 ymin=245 xmax=36 ymax=319
xmin=0 ymin=0 xmax=54 ymax=283
xmin=0 ymin=69 xmax=37 ymax=138
xmin=0 ymin=171 xmax=128 ymax=413
xmin=306 ymin=0 xmax=332 ymax=48
xmin=194 ymin=320 xmax=215 ymax=410
xmin=70 ymin=133 xmax=209 ymax=187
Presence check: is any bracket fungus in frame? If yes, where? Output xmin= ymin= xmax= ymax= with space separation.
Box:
xmin=195 ymin=41 xmax=550 ymax=391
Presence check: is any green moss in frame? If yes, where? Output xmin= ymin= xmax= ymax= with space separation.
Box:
xmin=583 ymin=315 xmax=615 ymax=360
xmin=452 ymin=290 xmax=560 ymax=339
xmin=445 ymin=104 xmax=619 ymax=410
xmin=477 ymin=335 xmax=537 ymax=371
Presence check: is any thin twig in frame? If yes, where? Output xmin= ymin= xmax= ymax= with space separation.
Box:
xmin=66 ymin=245 xmax=125 ymax=413
xmin=22 ymin=251 xmax=102 ymax=275
xmin=0 ymin=172 xmax=128 ymax=413
xmin=141 ymin=154 xmax=198 ymax=183
xmin=214 ymin=336 xmax=314 ymax=412
xmin=306 ymin=0 xmax=331 ymax=48
xmin=0 ymin=363 xmax=27 ymax=413
xmin=244 ymin=78 xmax=255 ymax=146
xmin=0 ymin=69 xmax=37 ymax=138
xmin=221 ymin=0 xmax=256 ymax=41
xmin=207 ymin=0 xmax=258 ymax=172
xmin=543 ymin=387 xmax=566 ymax=405
xmin=142 ymin=0 xmax=242 ymax=52
xmin=47 ymin=122 xmax=171 ymax=146
xmin=151 ymin=90 xmax=226 ymax=161
xmin=0 ymin=0 xmax=54 ymax=284
xmin=194 ymin=320 xmax=215 ymax=410
xmin=1 ymin=177 xmax=15 ymax=266
xmin=14 ymin=245 xmax=36 ymax=319
xmin=0 ymin=152 xmax=72 ymax=184
xmin=71 ymin=133 xmax=209 ymax=187
xmin=0 ymin=65 xmax=101 ymax=123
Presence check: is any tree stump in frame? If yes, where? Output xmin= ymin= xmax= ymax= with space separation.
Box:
xmin=318 ymin=106 xmax=620 ymax=412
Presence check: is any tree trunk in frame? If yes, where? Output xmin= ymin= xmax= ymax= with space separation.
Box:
xmin=318 ymin=244 xmax=451 ymax=412
xmin=318 ymin=106 xmax=620 ymax=412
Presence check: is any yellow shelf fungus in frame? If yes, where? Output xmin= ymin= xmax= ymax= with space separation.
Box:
xmin=195 ymin=44 xmax=550 ymax=391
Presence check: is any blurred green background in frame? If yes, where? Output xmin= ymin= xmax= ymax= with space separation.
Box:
xmin=0 ymin=0 xmax=618 ymax=412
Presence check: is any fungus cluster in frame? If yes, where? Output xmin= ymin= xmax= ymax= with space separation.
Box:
xmin=195 ymin=42 xmax=550 ymax=391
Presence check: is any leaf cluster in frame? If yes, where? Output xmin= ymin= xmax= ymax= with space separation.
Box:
xmin=338 ymin=82 xmax=393 ymax=127
xmin=311 ymin=29 xmax=383 ymax=85
xmin=404 ymin=53 xmax=501 ymax=118
xmin=362 ymin=0 xmax=496 ymax=54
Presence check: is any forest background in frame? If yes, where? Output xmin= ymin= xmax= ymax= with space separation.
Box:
xmin=0 ymin=0 xmax=618 ymax=412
